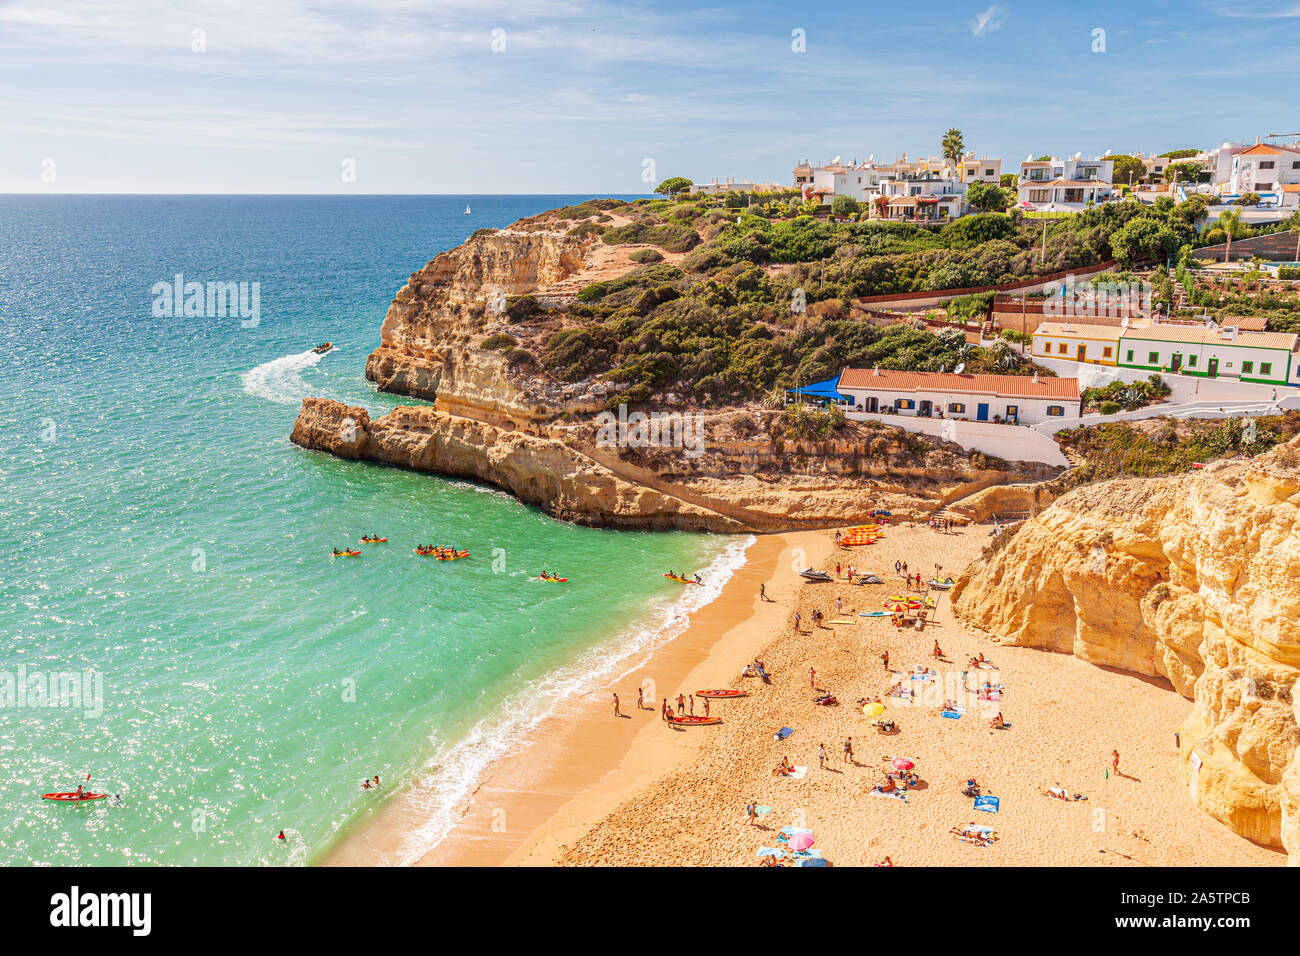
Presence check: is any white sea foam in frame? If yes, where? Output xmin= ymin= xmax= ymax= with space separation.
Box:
xmin=240 ymin=350 xmax=327 ymax=405
xmin=382 ymin=532 xmax=756 ymax=865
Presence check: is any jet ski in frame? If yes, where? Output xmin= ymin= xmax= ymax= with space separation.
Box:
xmin=799 ymin=568 xmax=832 ymax=582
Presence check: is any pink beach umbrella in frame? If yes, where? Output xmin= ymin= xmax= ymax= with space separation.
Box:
xmin=891 ymin=757 xmax=914 ymax=772
xmin=788 ymin=832 xmax=815 ymax=852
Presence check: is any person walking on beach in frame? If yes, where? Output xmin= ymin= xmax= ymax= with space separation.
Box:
xmin=902 ymin=561 xmax=908 ymax=577
xmin=842 ymin=736 xmax=854 ymax=764
xmin=835 ymin=530 xmax=841 ymax=546
xmin=881 ymin=650 xmax=890 ymax=670
xmin=676 ymin=693 xmax=685 ymax=715
xmin=661 ymin=698 xmax=669 ymax=721
xmin=746 ymin=801 xmax=757 ymax=826
xmin=1112 ymin=749 xmax=1121 ymax=775
xmin=836 ymin=562 xmax=841 ymax=577
xmin=612 ymin=693 xmax=621 ymax=717
xmin=636 ymin=687 xmax=644 ymax=710
xmin=836 ymin=596 xmax=842 ymax=613
xmin=933 ymin=640 xmax=944 ymax=659
xmin=689 ymin=694 xmax=695 ymax=716
xmin=760 ymin=582 xmax=767 ymax=602
xmin=818 ymin=743 xmax=826 ymax=769
xmin=809 ymin=666 xmax=816 ymax=690
xmin=794 ymin=611 xmax=801 ymax=632
xmin=703 ymin=697 xmax=710 ymax=718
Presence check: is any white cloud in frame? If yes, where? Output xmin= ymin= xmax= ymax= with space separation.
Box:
xmin=970 ymin=4 xmax=1008 ymax=37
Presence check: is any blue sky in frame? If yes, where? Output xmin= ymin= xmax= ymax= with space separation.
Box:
xmin=2 ymin=0 xmax=1298 ymax=193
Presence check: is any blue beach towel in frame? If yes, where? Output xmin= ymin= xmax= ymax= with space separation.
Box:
xmin=775 ymin=726 xmax=794 ymax=740
xmin=941 ymin=709 xmax=964 ymax=719
xmin=974 ymin=795 xmax=1000 ymax=814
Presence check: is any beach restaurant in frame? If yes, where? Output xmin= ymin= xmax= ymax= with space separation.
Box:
xmin=834 ymin=368 xmax=1082 ymax=426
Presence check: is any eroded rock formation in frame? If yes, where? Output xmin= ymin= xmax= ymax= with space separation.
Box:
xmin=952 ymin=441 xmax=1300 ymax=861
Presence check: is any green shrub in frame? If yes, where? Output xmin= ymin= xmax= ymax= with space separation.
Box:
xmin=629 ymin=248 xmax=664 ymax=264
xmin=481 ymin=333 xmax=517 ymax=351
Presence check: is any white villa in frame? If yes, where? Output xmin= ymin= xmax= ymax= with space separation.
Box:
xmin=835 ymin=368 xmax=1082 ymax=426
xmin=791 ymin=150 xmax=1002 ymax=218
xmin=1017 ymin=156 xmax=1114 ymax=210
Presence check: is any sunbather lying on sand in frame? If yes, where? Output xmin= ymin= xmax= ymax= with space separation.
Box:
xmin=876 ymin=775 xmax=898 ymax=793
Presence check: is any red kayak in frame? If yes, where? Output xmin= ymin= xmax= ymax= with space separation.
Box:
xmin=695 ymin=689 xmax=747 ymax=699
xmin=42 ymin=792 xmax=107 ymax=802
xmin=669 ymin=716 xmax=721 ymax=726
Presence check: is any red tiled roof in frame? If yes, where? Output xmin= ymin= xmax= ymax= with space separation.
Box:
xmin=837 ymin=369 xmax=1080 ymax=400
xmin=1238 ymin=144 xmax=1280 ymax=156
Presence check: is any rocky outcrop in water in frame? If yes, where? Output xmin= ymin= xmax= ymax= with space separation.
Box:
xmin=951 ymin=441 xmax=1300 ymax=861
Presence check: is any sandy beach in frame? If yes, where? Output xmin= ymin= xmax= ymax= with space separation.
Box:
xmin=329 ymin=519 xmax=1283 ymax=867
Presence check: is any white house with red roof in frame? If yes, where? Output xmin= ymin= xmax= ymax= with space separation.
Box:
xmin=1017 ymin=156 xmax=1114 ymax=210
xmin=834 ymin=368 xmax=1082 ymax=426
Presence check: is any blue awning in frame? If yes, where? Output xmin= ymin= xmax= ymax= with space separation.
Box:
xmin=787 ymin=376 xmax=849 ymax=403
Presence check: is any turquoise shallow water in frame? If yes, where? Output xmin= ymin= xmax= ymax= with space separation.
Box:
xmin=0 ymin=195 xmax=744 ymax=865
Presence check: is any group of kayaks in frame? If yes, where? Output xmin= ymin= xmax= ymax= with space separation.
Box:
xmin=414 ymin=547 xmax=470 ymax=560
xmin=839 ymin=523 xmax=884 ymax=547
xmin=668 ymin=688 xmax=748 ymax=727
xmin=332 ymin=538 xmax=573 ymax=580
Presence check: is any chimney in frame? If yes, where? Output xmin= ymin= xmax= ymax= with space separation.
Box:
xmin=1032 ymin=372 xmax=1039 ymax=383
xmin=873 ymin=366 xmax=880 ymax=376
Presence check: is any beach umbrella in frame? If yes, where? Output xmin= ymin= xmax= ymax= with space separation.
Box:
xmin=891 ymin=757 xmax=914 ymax=772
xmin=862 ymin=702 xmax=885 ymax=718
xmin=788 ymin=832 xmax=815 ymax=852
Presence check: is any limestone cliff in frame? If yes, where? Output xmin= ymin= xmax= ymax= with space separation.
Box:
xmin=291 ymin=398 xmax=746 ymax=531
xmin=291 ymin=398 xmax=1048 ymax=532
xmin=952 ymin=441 xmax=1300 ymax=861
xmin=365 ymin=228 xmax=611 ymax=420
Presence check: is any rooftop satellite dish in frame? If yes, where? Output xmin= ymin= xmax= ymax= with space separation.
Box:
xmin=832 ymin=155 xmax=841 ymax=165
xmin=1104 ymin=148 xmax=1112 ymax=156
xmin=1025 ymin=153 xmax=1033 ymax=162
xmin=1074 ymin=151 xmax=1082 ymax=159
xmin=953 ymin=363 xmax=966 ymax=375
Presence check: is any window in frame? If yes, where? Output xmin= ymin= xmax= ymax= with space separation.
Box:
xmin=897 ymin=399 xmax=914 ymax=409
xmin=1242 ymin=361 xmax=1254 ymax=374
xmin=1260 ymin=161 xmax=1275 ymax=170
xmin=1293 ymin=161 xmax=1300 ymax=169
xmin=1261 ymin=362 xmax=1272 ymax=376
xmin=1188 ymin=354 xmax=1197 ymax=367
xmin=1103 ymin=347 xmax=1113 ymax=358
xmin=1126 ymin=349 xmax=1134 ymax=362
xmin=948 ymin=402 xmax=965 ymax=414
xmin=985 ymin=168 xmax=994 ymax=177
xmin=1047 ymin=406 xmax=1065 ymax=416
xmin=1058 ymin=343 xmax=1068 ymax=354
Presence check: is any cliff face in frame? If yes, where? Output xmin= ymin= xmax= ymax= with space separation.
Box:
xmin=291 ymin=398 xmax=746 ymax=531
xmin=951 ymin=442 xmax=1300 ymax=861
xmin=365 ymin=230 xmax=606 ymax=419
xmin=291 ymin=398 xmax=1048 ymax=532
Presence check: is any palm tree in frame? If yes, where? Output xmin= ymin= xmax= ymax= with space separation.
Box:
xmin=1219 ymin=208 xmax=1243 ymax=262
xmin=941 ymin=129 xmax=965 ymax=174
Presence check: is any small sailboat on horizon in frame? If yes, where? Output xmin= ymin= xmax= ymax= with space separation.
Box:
xmin=464 ymin=202 xmax=471 ymax=215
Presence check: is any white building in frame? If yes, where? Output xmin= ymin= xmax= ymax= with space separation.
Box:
xmin=1017 ymin=156 xmax=1114 ymax=210
xmin=1118 ymin=324 xmax=1298 ymax=386
xmin=835 ymin=368 xmax=1082 ymax=426
xmin=875 ymin=173 xmax=968 ymax=221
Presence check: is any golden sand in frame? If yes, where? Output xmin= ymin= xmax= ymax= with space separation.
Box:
xmin=332 ymin=522 xmax=1284 ymax=867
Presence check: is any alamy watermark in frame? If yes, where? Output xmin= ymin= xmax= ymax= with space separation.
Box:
xmin=595 ymin=404 xmax=706 ymax=459
xmin=152 ymin=273 xmax=261 ymax=327
xmin=1042 ymin=274 xmax=1152 ymax=320
xmin=0 ymin=665 xmax=104 ymax=718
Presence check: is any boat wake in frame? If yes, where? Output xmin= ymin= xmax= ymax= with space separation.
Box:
xmin=241 ymin=350 xmax=328 ymax=405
